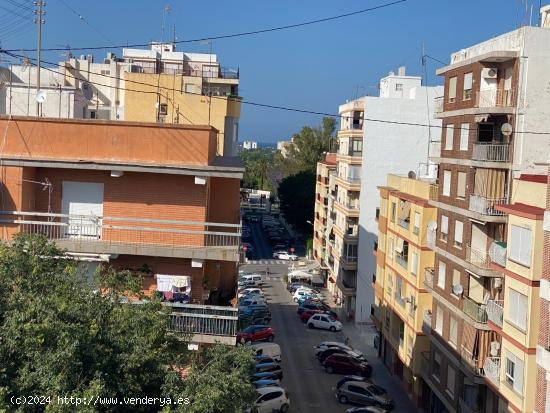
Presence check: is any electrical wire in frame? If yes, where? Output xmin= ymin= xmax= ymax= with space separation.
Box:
xmin=2 ymin=49 xmax=550 ymax=136
xmin=55 ymin=0 xmax=114 ymax=44
xmin=3 ymin=0 xmax=408 ymax=53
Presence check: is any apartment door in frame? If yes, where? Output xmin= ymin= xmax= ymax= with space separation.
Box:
xmin=470 ymin=222 xmax=488 ymax=266
xmin=480 ymin=70 xmax=498 ymax=106
xmin=61 ymin=181 xmax=104 ymax=238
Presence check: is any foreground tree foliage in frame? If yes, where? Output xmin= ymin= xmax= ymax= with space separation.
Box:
xmin=278 ymin=170 xmax=316 ymax=234
xmin=0 ymin=234 xmax=255 ymax=413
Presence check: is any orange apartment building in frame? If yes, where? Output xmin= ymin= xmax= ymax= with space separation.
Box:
xmin=0 ymin=116 xmax=243 ymax=309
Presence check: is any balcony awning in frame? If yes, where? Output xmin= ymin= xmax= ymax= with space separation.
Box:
xmin=156 ymin=274 xmax=191 ymax=292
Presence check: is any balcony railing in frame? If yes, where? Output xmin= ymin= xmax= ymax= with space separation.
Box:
xmin=429 ymin=184 xmax=439 ymax=201
xmin=338 ymin=175 xmax=361 ymax=185
xmin=469 ymin=195 xmax=507 ymax=216
xmin=475 ymin=88 xmax=516 ymax=108
xmin=167 ymin=303 xmax=239 ymax=345
xmin=486 ymin=300 xmax=504 ymax=328
xmin=466 ymin=244 xmax=492 ymax=269
xmin=472 ymin=143 xmax=510 ymax=162
xmin=483 ymin=356 xmax=501 ymax=388
xmin=0 ymin=211 xmax=241 ymax=261
xmin=424 ymin=267 xmax=434 ymax=289
xmin=397 ymin=218 xmax=410 ymax=230
xmin=396 ymin=254 xmax=408 ymax=269
xmin=463 ymin=296 xmax=488 ymax=324
xmin=461 ymin=346 xmax=481 ymax=374
xmin=489 ymin=241 xmax=507 ymax=267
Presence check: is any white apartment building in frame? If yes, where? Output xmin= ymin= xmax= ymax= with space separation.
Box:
xmin=242 ymin=141 xmax=258 ymax=150
xmin=355 ymin=67 xmax=443 ymax=322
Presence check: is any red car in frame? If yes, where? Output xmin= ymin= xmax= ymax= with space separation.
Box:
xmin=236 ymin=325 xmax=274 ymax=344
xmin=300 ymin=309 xmax=339 ymax=323
xmin=323 ymin=354 xmax=372 ymax=377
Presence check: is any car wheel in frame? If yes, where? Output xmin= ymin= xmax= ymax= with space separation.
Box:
xmin=338 ymin=395 xmax=348 ymax=404
xmin=325 ymin=366 xmax=334 ymax=374
xmin=280 ymin=404 xmax=289 ymax=413
xmin=329 ymin=326 xmax=336 ymax=332
xmin=308 ymin=323 xmax=314 ymax=329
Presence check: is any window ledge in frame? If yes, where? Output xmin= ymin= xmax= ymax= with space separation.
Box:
xmin=504 ymin=319 xmax=527 ymax=335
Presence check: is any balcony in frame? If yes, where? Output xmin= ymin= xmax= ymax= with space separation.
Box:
xmin=461 ymin=346 xmax=481 ymax=375
xmin=475 ymin=88 xmax=516 ymax=109
xmin=472 ymin=143 xmax=510 ymax=163
xmin=429 ymin=184 xmax=439 ymax=201
xmin=397 ymin=218 xmax=410 ymax=230
xmin=466 ymin=244 xmax=492 ymax=269
xmin=486 ymin=300 xmax=504 ymax=328
xmin=422 ymin=311 xmax=432 ymax=334
xmin=167 ymin=303 xmax=239 ymax=345
xmin=3 ymin=211 xmax=241 ymax=262
xmin=424 ymin=267 xmax=434 ymax=289
xmin=469 ymin=195 xmax=507 ymax=216
xmin=463 ymin=296 xmax=488 ymax=324
xmin=489 ymin=241 xmax=507 ymax=267
xmin=336 ymin=276 xmax=357 ymax=296
xmin=483 ymin=356 xmax=501 ymax=388
xmin=396 ymin=254 xmax=408 ymax=269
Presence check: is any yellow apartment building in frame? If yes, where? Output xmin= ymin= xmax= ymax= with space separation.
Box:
xmin=373 ymin=173 xmax=436 ymax=402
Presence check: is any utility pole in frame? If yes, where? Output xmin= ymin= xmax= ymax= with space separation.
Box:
xmin=34 ymin=0 xmax=46 ymax=116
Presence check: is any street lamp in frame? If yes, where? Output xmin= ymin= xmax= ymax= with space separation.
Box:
xmin=306 ymin=220 xmax=313 ymax=226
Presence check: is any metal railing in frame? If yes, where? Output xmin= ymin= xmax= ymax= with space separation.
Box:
xmin=468 ymin=195 xmax=507 ymax=216
xmin=463 ymin=296 xmax=488 ymax=323
xmin=483 ymin=356 xmax=501 ymax=388
xmin=397 ymin=218 xmax=410 ymax=230
xmin=466 ymin=244 xmax=492 ymax=269
xmin=338 ymin=175 xmax=361 ymax=184
xmin=489 ymin=241 xmax=507 ymax=267
xmin=486 ymin=300 xmax=504 ymax=328
xmin=168 ymin=303 xmax=239 ymax=338
xmin=429 ymin=184 xmax=439 ymax=201
xmin=476 ymin=88 xmax=516 ymax=108
xmin=396 ymin=254 xmax=408 ymax=269
xmin=472 ymin=143 xmax=510 ymax=162
xmin=1 ymin=211 xmax=241 ymax=252
xmin=132 ymin=65 xmax=240 ymax=80
xmin=424 ymin=267 xmax=434 ymax=289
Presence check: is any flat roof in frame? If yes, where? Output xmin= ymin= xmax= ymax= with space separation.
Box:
xmin=495 ymin=203 xmax=545 ymax=220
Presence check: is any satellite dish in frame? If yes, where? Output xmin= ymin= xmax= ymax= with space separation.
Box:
xmin=155 ymin=102 xmax=160 ymax=109
xmin=427 ymin=220 xmax=437 ymax=231
xmin=81 ymin=82 xmax=93 ymax=100
xmin=501 ymin=123 xmax=513 ymax=137
xmin=35 ymin=90 xmax=47 ymax=103
xmin=452 ymin=284 xmax=464 ymax=296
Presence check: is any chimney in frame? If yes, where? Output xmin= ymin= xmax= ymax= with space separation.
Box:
xmin=541 ymin=4 xmax=550 ymax=27
xmin=398 ymin=66 xmax=406 ymax=76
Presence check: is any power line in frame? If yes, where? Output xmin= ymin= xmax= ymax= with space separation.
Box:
xmin=3 ymin=0 xmax=408 ymax=52
xmin=55 ymin=0 xmax=114 ymax=44
xmin=2 ymin=50 xmax=550 ymax=136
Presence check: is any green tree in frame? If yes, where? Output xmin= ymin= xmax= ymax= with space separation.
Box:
xmin=277 ymin=170 xmax=316 ymax=233
xmin=0 ymin=234 xmax=255 ymax=413
xmin=239 ymin=148 xmax=278 ymax=190
xmin=283 ymin=117 xmax=336 ymax=172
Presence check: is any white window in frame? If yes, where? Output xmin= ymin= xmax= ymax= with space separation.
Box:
xmin=411 ymin=252 xmax=418 ymax=276
xmin=440 ymin=215 xmax=449 ymax=242
xmin=460 ymin=123 xmax=469 ymax=150
xmin=389 ymin=238 xmax=394 ymax=260
xmin=449 ymin=317 xmax=457 ymax=348
xmin=448 ymin=76 xmax=457 ymax=102
xmin=445 ymin=125 xmax=454 ymax=150
xmin=438 ymin=260 xmax=446 ymax=290
xmin=414 ymin=212 xmax=421 ymax=234
xmin=454 ymin=220 xmax=463 ymax=249
xmin=436 ymin=306 xmax=443 ymax=334
xmin=505 ymin=352 xmax=524 ymax=395
xmin=396 ymin=83 xmax=403 ymax=91
xmin=446 ymin=365 xmax=455 ymax=396
xmin=443 ymin=170 xmax=451 ymax=196
xmin=463 ymin=72 xmax=473 ymax=100
xmin=507 ymin=289 xmax=528 ymax=331
xmin=509 ymin=225 xmax=532 ymax=267
xmin=433 ymin=352 xmax=442 ymax=380
xmin=457 ymin=172 xmax=467 ymax=199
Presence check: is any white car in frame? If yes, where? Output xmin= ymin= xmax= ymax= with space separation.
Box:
xmin=314 ymin=341 xmax=354 ymax=356
xmin=307 ymin=314 xmax=343 ymax=332
xmin=238 ymin=288 xmax=264 ymax=299
xmin=292 ymin=288 xmax=314 ymax=302
xmin=253 ymin=386 xmax=290 ymax=413
xmin=274 ymin=251 xmax=298 ymax=261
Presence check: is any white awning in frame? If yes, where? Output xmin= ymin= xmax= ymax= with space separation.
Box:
xmin=156 ymin=274 xmax=192 ymax=292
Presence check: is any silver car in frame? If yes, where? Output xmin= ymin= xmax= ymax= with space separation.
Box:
xmin=336 ymin=381 xmax=394 ymax=410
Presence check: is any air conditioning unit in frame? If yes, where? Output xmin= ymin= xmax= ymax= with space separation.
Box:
xmin=494 ymin=278 xmax=503 ymax=289
xmin=482 ymin=67 xmax=498 ymax=79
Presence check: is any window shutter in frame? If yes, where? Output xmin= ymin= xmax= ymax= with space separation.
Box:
xmin=514 ymin=356 xmax=524 ymax=394
xmin=518 ymin=293 xmax=527 ymax=330
xmin=443 ymin=171 xmax=451 ymax=196
xmin=510 ymin=225 xmax=522 ymax=263
xmin=454 ymin=221 xmax=463 ymax=244
xmin=460 ymin=123 xmax=469 ymax=150
xmin=449 ymin=77 xmax=457 ymax=100
xmin=445 ymin=125 xmax=454 ymax=150
xmin=438 ymin=261 xmax=446 ymax=289
xmin=411 ymin=252 xmax=418 ymax=275
xmin=457 ymin=172 xmax=467 ymax=198
xmin=414 ymin=212 xmax=421 ymax=229
xmin=520 ymin=227 xmax=532 ymax=267
xmin=441 ymin=215 xmax=449 ymax=234
xmin=464 ymin=72 xmax=473 ymax=90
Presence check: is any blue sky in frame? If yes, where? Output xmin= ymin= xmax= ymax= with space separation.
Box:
xmin=0 ymin=0 xmax=546 ymax=142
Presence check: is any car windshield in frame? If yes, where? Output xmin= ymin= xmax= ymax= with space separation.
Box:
xmin=369 ymin=385 xmax=386 ymax=396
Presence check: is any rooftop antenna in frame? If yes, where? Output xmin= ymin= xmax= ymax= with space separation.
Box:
xmin=34 ymin=0 xmax=46 ymax=117
xmin=160 ymin=4 xmax=172 ymax=44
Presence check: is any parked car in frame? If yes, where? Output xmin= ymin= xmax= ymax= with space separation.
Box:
xmin=252 ymin=386 xmax=290 ymax=413
xmin=237 ymin=325 xmax=274 ymax=344
xmin=241 ymin=274 xmax=264 ymax=287
xmin=255 ymin=355 xmax=280 ymax=366
xmin=288 ymin=282 xmax=311 ymax=293
xmin=345 ymin=406 xmax=390 ymax=413
xmin=336 ymin=375 xmax=370 ymax=389
xmin=249 ymin=216 xmax=260 ymax=223
xmin=239 ymin=296 xmax=267 ymax=307
xmin=238 ymin=288 xmax=265 ymax=299
xmin=323 ymin=354 xmax=372 ymax=377
xmin=314 ymin=341 xmax=353 ymax=356
xmin=335 ymin=381 xmax=393 ymax=410
xmin=317 ymin=348 xmax=365 ymax=364
xmin=292 ymin=288 xmax=317 ymax=302
xmin=254 ymin=362 xmax=283 ymax=380
xmin=296 ymin=294 xmax=324 ymax=305
xmin=252 ymin=379 xmax=281 ymax=389
xmin=307 ymin=314 xmax=342 ymax=332
xmin=298 ymin=302 xmax=331 ymax=315
xmin=274 ymin=251 xmax=298 ymax=261
xmin=251 ymin=371 xmax=280 ymax=382
xmin=251 ymin=343 xmax=281 ymax=362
